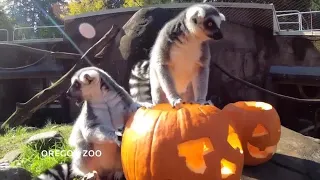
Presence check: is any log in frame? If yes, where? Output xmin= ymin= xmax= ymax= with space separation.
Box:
xmin=0 ymin=25 xmax=120 ymax=130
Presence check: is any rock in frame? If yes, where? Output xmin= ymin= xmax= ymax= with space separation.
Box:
xmin=50 ymin=125 xmax=59 ymax=129
xmin=305 ymin=136 xmax=320 ymax=144
xmin=25 ymin=131 xmax=63 ymax=149
xmin=241 ymin=126 xmax=320 ymax=180
xmin=0 ymin=167 xmax=32 ymax=180
xmin=103 ymin=7 xmax=179 ymax=90
xmin=24 ymin=127 xmax=38 ymax=132
xmin=0 ymin=150 xmax=21 ymax=164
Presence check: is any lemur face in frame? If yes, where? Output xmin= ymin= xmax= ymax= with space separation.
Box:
xmin=67 ymin=68 xmax=106 ymax=105
xmin=187 ymin=4 xmax=226 ymax=40
xmin=202 ymin=13 xmax=225 ymax=40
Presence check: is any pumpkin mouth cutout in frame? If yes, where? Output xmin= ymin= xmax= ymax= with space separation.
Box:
xmin=227 ymin=125 xmax=243 ymax=154
xmin=221 ymin=158 xmax=236 ymax=179
xmin=177 ymin=137 xmax=214 ymax=174
xmin=252 ymin=124 xmax=269 ymax=137
xmin=242 ymin=102 xmax=273 ymax=111
xmin=247 ymin=142 xmax=277 ymax=159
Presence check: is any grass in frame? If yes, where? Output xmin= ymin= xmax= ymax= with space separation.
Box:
xmin=0 ymin=122 xmax=74 ymax=178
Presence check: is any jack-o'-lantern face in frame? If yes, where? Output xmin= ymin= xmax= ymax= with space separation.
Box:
xmin=222 ymin=101 xmax=281 ymax=166
xmin=121 ymin=104 xmax=244 ymax=180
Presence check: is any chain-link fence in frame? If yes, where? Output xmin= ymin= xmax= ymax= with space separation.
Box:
xmin=126 ymin=0 xmax=320 ymax=33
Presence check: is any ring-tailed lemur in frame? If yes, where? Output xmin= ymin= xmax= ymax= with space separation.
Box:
xmin=129 ymin=3 xmax=225 ymax=108
xmin=34 ymin=66 xmax=140 ymax=180
xmin=129 ymin=59 xmax=152 ymax=105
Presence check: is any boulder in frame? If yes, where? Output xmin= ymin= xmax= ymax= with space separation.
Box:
xmin=101 ymin=7 xmax=179 ymax=90
xmin=25 ymin=131 xmax=64 ymax=149
xmin=0 ymin=167 xmax=32 ymax=180
xmin=0 ymin=149 xmax=21 ymax=164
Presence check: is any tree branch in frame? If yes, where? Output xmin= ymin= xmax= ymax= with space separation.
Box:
xmin=1 ymin=25 xmax=120 ymax=129
xmin=0 ymin=43 xmax=82 ymax=60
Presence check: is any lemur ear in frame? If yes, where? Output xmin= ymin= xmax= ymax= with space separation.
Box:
xmin=84 ymin=74 xmax=94 ymax=83
xmin=100 ymin=78 xmax=108 ymax=90
xmin=219 ymin=13 xmax=226 ymax=21
xmin=191 ymin=9 xmax=205 ymax=24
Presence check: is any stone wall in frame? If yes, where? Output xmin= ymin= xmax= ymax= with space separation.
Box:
xmin=63 ymin=4 xmax=320 ymax=131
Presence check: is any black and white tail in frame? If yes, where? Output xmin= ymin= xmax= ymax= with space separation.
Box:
xmin=129 ymin=59 xmax=152 ymax=105
xmin=33 ymin=162 xmax=76 ymax=180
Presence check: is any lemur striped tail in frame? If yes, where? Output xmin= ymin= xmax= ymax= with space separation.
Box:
xmin=33 ymin=162 xmax=76 ymax=180
xmin=129 ymin=59 xmax=152 ymax=104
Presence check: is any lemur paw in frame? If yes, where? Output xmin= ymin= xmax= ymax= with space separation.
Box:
xmin=138 ymin=102 xmax=154 ymax=109
xmin=82 ymin=171 xmax=100 ymax=180
xmin=170 ymin=98 xmax=184 ymax=109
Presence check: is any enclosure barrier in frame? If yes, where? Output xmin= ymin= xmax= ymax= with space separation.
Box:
xmin=0 ymin=25 xmax=64 ymax=43
xmin=275 ymin=10 xmax=320 ymax=35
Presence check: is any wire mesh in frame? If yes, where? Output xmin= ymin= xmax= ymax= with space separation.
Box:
xmin=125 ymin=0 xmax=320 ymax=34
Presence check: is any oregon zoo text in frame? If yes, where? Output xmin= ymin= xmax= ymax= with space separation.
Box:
xmin=41 ymin=150 xmax=102 ymax=157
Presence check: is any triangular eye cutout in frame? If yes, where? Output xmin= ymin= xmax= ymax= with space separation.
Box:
xmin=84 ymin=74 xmax=94 ymax=84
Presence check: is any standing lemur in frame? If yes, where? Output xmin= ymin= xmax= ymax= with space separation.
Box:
xmin=129 ymin=3 xmax=226 ymax=108
xmin=34 ymin=67 xmax=141 ymax=180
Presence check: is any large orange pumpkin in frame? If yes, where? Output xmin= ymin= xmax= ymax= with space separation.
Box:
xmin=121 ymin=104 xmax=244 ymax=180
xmin=221 ymin=101 xmax=281 ymax=166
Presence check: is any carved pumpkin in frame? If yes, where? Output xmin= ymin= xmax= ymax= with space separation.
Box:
xmin=121 ymin=104 xmax=244 ymax=180
xmin=221 ymin=101 xmax=281 ymax=166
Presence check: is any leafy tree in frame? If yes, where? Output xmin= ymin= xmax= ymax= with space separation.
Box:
xmin=123 ymin=0 xmax=145 ymax=7
xmin=3 ymin=0 xmax=64 ymax=26
xmin=1 ymin=0 xmax=65 ymax=40
xmin=0 ymin=9 xmax=13 ymax=41
xmin=65 ymin=0 xmax=106 ymax=16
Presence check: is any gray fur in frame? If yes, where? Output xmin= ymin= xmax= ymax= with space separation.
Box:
xmin=37 ymin=66 xmax=136 ymax=180
xmin=129 ymin=59 xmax=152 ymax=104
xmin=68 ymin=66 xmax=139 ymax=177
xmin=33 ymin=162 xmax=74 ymax=180
xmin=149 ymin=3 xmax=225 ymax=107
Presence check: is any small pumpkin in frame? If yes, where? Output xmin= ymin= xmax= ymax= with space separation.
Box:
xmin=121 ymin=103 xmax=244 ymax=180
xmin=221 ymin=101 xmax=281 ymax=166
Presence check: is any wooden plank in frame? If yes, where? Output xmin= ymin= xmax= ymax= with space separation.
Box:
xmin=269 ymin=66 xmax=320 ymax=76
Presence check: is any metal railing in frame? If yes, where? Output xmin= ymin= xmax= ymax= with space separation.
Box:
xmin=0 ymin=25 xmax=64 ymax=43
xmin=276 ymin=10 xmax=320 ymax=32
xmin=13 ymin=25 xmax=64 ymax=41
xmin=0 ymin=29 xmax=9 ymax=41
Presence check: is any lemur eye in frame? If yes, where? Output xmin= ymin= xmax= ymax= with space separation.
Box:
xmin=208 ymin=22 xmax=213 ymax=27
xmin=192 ymin=17 xmax=197 ymax=24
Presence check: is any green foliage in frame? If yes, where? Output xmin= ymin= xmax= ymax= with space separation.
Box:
xmin=0 ymin=10 xmax=13 ymax=41
xmin=123 ymin=0 xmax=146 ymax=7
xmin=11 ymin=140 xmax=73 ymax=177
xmin=3 ymin=0 xmax=64 ymax=26
xmin=0 ymin=124 xmax=72 ymax=161
xmin=1 ymin=124 xmax=77 ymax=178
xmin=65 ymin=0 xmax=107 ymax=16
xmin=0 ymin=0 xmax=65 ymax=40
xmin=311 ymin=0 xmax=320 ymax=10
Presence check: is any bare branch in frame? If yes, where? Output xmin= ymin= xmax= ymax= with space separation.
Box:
xmin=1 ymin=25 xmax=121 ymax=129
xmin=0 ymin=43 xmax=82 ymax=60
